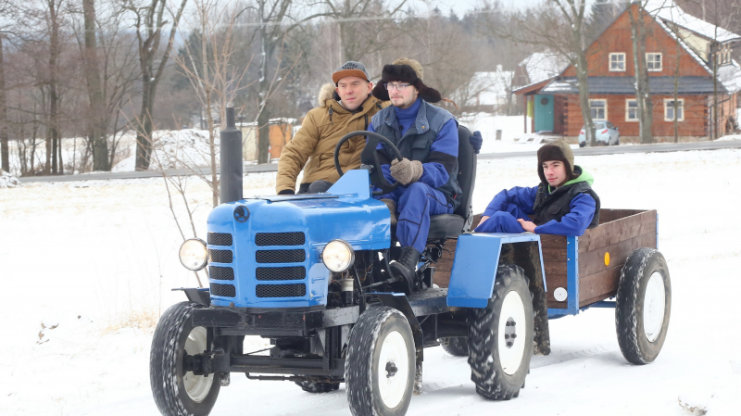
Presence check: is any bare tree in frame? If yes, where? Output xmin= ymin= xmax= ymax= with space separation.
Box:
xmin=0 ymin=34 xmax=8 ymax=172
xmin=175 ymin=0 xmax=255 ymax=207
xmin=485 ymin=1 xmax=595 ymax=143
xmin=551 ymin=0 xmax=595 ymax=145
xmin=122 ymin=0 xmax=188 ymax=171
xmin=82 ymin=0 xmax=108 ymax=170
xmin=628 ymin=2 xmax=653 ymax=144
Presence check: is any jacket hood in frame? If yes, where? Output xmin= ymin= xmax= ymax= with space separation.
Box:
xmin=317 ymin=83 xmax=336 ymax=108
xmin=547 ymin=165 xmax=593 ymax=191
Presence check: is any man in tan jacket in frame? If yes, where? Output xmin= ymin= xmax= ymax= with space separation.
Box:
xmin=276 ymin=61 xmax=385 ymax=194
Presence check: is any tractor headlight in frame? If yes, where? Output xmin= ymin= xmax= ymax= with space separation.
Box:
xmin=322 ymin=240 xmax=355 ymax=273
xmin=179 ymin=238 xmax=209 ymax=271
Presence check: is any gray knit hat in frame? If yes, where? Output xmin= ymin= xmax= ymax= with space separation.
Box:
xmin=332 ymin=61 xmax=370 ymax=85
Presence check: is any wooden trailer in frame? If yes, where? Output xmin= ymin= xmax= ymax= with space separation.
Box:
xmin=432 ymin=208 xmax=658 ymax=316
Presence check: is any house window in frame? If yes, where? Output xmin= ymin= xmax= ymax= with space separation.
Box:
xmin=646 ymin=52 xmax=662 ymax=72
xmin=609 ymin=53 xmax=626 ymax=71
xmin=664 ymin=98 xmax=684 ymax=121
xmin=625 ymin=99 xmax=638 ymax=121
xmin=590 ymin=99 xmax=607 ymax=121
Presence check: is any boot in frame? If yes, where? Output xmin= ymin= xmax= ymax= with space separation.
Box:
xmin=381 ymin=198 xmax=397 ymax=226
xmin=390 ymin=246 xmax=420 ymax=292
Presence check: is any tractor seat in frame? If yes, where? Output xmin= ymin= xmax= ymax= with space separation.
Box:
xmin=427 ymin=125 xmax=477 ymax=241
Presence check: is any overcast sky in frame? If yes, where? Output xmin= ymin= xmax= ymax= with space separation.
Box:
xmin=409 ymin=0 xmax=600 ymax=16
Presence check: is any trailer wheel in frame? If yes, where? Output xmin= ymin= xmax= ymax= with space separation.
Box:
xmin=345 ymin=306 xmax=415 ymax=416
xmin=295 ymin=379 xmax=340 ymax=393
xmin=616 ymin=248 xmax=671 ymax=364
xmin=468 ymin=264 xmax=533 ymax=400
xmin=439 ymin=337 xmax=469 ymax=357
xmin=150 ymin=302 xmax=220 ymax=416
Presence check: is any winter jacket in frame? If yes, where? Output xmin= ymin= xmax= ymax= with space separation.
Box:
xmin=481 ymin=166 xmax=600 ymax=236
xmin=368 ymin=98 xmax=462 ymax=208
xmin=275 ymin=87 xmax=385 ymax=194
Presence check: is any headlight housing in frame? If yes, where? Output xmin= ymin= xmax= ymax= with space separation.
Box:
xmin=179 ymin=238 xmax=209 ymax=271
xmin=322 ymin=240 xmax=355 ymax=273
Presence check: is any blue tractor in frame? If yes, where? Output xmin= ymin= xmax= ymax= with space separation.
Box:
xmin=150 ymin=114 xmax=671 ymax=416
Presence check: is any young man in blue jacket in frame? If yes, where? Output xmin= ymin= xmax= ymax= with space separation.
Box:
xmin=367 ymin=58 xmax=461 ymax=290
xmin=475 ymin=140 xmax=600 ymax=236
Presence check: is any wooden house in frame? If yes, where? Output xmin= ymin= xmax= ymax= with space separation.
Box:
xmin=514 ymin=1 xmax=741 ymax=141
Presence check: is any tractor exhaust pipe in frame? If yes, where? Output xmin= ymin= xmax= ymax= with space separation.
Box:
xmin=219 ymin=107 xmax=243 ymax=203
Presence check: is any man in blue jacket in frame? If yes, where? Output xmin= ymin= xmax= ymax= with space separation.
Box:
xmin=367 ymin=58 xmax=461 ymax=290
xmin=476 ymin=140 xmax=600 ymax=236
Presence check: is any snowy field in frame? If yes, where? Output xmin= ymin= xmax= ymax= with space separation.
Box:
xmin=2 ymin=116 xmax=741 ymax=415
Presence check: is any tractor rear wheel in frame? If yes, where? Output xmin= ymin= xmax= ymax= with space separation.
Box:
xmin=616 ymin=248 xmax=671 ymax=364
xmin=439 ymin=337 xmax=469 ymax=357
xmin=295 ymin=378 xmax=341 ymax=393
xmin=468 ymin=264 xmax=533 ymax=400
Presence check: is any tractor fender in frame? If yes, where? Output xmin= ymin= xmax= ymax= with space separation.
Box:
xmin=446 ymin=233 xmax=546 ymax=309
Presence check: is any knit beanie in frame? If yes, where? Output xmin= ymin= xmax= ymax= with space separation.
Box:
xmin=332 ymin=61 xmax=370 ymax=85
xmin=371 ymin=57 xmax=441 ymax=103
xmin=537 ymin=140 xmax=575 ymax=183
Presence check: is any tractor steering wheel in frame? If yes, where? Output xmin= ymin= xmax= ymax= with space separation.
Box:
xmin=334 ymin=130 xmax=403 ymax=194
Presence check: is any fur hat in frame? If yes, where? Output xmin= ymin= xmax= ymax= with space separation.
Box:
xmin=332 ymin=61 xmax=370 ymax=85
xmin=537 ymin=140 xmax=575 ymax=183
xmin=371 ymin=58 xmax=441 ymax=103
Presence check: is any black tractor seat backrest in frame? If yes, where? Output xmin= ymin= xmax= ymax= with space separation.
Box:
xmin=426 ymin=124 xmax=478 ymax=241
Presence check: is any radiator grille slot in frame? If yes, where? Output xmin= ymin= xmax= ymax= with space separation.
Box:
xmin=209 ymin=249 xmax=233 ymax=263
xmin=210 ymin=283 xmax=235 ymax=297
xmin=256 ymin=266 xmax=305 ymax=281
xmin=207 ymin=232 xmax=233 ymax=246
xmin=209 ymin=266 xmax=234 ymax=281
xmin=256 ymin=283 xmax=306 ymax=298
xmin=255 ymin=232 xmax=305 ymax=246
xmin=256 ymin=249 xmax=305 ymax=263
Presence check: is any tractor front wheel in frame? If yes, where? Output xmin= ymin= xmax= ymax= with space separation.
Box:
xmin=150 ymin=302 xmax=220 ymax=416
xmin=345 ymin=306 xmax=415 ymax=416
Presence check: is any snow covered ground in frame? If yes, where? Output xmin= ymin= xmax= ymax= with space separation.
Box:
xmin=2 ymin=116 xmax=741 ymax=415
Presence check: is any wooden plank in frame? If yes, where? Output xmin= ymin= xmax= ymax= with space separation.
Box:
xmin=431 ymin=240 xmax=457 ymax=288
xmin=579 ymin=268 xmax=620 ymax=306
xmin=577 ymin=209 xmax=657 ymax=306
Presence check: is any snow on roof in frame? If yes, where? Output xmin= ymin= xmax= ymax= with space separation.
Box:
xmin=652 ymin=12 xmax=712 ymax=74
xmin=519 ymin=51 xmax=568 ymax=84
xmin=718 ymin=60 xmax=741 ymax=93
xmin=459 ymin=67 xmax=514 ymax=106
xmin=646 ymin=0 xmax=741 ymax=43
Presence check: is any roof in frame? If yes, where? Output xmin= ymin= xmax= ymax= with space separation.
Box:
xmin=461 ymin=68 xmax=514 ymax=106
xmin=513 ymin=78 xmax=553 ymax=95
xmin=518 ymin=51 xmax=569 ymax=84
xmin=647 ymin=0 xmax=741 ymax=44
xmin=541 ymin=76 xmax=726 ymax=95
xmin=718 ymin=60 xmax=741 ymax=93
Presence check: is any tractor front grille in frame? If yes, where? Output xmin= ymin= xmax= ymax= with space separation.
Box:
xmin=255 ymin=249 xmax=305 ymax=263
xmin=207 ymin=230 xmax=310 ymax=301
xmin=208 ymin=232 xmax=233 ymax=246
xmin=256 ymin=283 xmax=306 ymax=298
xmin=210 ymin=283 xmax=235 ymax=297
xmin=256 ymin=266 xmax=305 ymax=281
xmin=253 ymin=232 xmax=308 ymax=299
xmin=255 ymin=232 xmax=305 ymax=246
xmin=210 ymin=249 xmax=233 ymax=263
xmin=209 ymin=266 xmax=234 ymax=280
